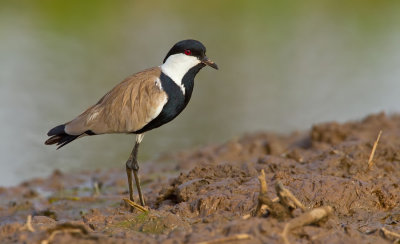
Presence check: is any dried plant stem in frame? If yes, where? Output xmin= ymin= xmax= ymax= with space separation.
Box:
xmin=20 ymin=215 xmax=35 ymax=232
xmin=281 ymin=206 xmax=333 ymax=244
xmin=380 ymin=227 xmax=400 ymax=240
xmin=253 ymin=169 xmax=268 ymax=216
xmin=42 ymin=229 xmax=82 ymax=244
xmin=41 ymin=223 xmax=89 ymax=244
xmin=196 ymin=234 xmax=251 ymax=244
xmin=276 ymin=182 xmax=306 ymax=211
xmin=368 ymin=130 xmax=382 ymax=169
xmin=254 ymin=170 xmax=302 ymax=219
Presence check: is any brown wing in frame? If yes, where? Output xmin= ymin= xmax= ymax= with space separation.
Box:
xmin=64 ymin=67 xmax=167 ymax=135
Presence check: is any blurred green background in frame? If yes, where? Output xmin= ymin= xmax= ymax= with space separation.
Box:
xmin=1 ymin=0 xmax=400 ymax=186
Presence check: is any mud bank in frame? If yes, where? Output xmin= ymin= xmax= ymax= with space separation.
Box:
xmin=1 ymin=113 xmax=399 ymax=243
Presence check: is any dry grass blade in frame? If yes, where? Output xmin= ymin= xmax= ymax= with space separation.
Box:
xmin=20 ymin=215 xmax=35 ymax=232
xmin=281 ymin=206 xmax=333 ymax=244
xmin=253 ymin=169 xmax=268 ymax=216
xmin=276 ymin=182 xmax=306 ymax=211
xmin=253 ymin=170 xmax=295 ymax=219
xmin=196 ymin=234 xmax=251 ymax=244
xmin=241 ymin=214 xmax=251 ymax=220
xmin=41 ymin=229 xmax=82 ymax=244
xmin=41 ymin=223 xmax=89 ymax=244
xmin=380 ymin=227 xmax=400 ymax=240
xmin=368 ymin=130 xmax=382 ymax=169
xmin=258 ymin=169 xmax=268 ymax=194
xmin=93 ymin=181 xmax=101 ymax=196
xmin=123 ymin=198 xmax=149 ymax=213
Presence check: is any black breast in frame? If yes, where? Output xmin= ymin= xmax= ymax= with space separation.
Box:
xmin=134 ymin=63 xmax=205 ymax=134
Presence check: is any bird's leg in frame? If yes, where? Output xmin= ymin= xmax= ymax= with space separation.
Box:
xmin=132 ymin=134 xmax=145 ymax=207
xmin=125 ymin=158 xmax=134 ymax=207
xmin=125 ymin=134 xmax=145 ymax=208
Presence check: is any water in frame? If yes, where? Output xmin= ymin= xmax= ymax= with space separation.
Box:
xmin=1 ymin=0 xmax=400 ymax=186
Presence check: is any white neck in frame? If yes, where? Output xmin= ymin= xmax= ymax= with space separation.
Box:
xmin=160 ymin=53 xmax=201 ymax=94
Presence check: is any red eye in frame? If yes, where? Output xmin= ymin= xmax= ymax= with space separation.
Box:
xmin=184 ymin=49 xmax=191 ymax=55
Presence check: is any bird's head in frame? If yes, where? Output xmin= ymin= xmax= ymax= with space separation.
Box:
xmin=162 ymin=39 xmax=218 ymax=73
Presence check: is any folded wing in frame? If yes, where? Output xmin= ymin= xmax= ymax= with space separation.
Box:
xmin=65 ymin=67 xmax=168 ymax=135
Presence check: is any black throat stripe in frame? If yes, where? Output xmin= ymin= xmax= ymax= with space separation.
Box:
xmin=134 ymin=63 xmax=205 ymax=134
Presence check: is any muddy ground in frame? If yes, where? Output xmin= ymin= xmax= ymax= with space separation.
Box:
xmin=1 ymin=113 xmax=399 ymax=243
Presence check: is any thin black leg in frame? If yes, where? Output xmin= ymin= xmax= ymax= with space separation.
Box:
xmin=125 ymin=160 xmax=134 ymax=209
xmin=125 ymin=134 xmax=145 ymax=208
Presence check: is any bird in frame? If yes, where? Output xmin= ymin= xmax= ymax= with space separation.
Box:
xmin=45 ymin=39 xmax=218 ymax=207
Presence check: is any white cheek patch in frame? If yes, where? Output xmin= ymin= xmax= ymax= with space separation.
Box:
xmin=160 ymin=53 xmax=201 ymax=94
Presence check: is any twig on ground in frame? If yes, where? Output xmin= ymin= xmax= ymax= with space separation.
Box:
xmin=196 ymin=234 xmax=251 ymax=244
xmin=123 ymin=198 xmax=149 ymax=213
xmin=41 ymin=223 xmax=89 ymax=244
xmin=92 ymin=181 xmax=101 ymax=196
xmin=20 ymin=215 xmax=35 ymax=232
xmin=252 ymin=170 xmax=334 ymax=243
xmin=380 ymin=227 xmax=400 ymax=241
xmin=253 ymin=169 xmax=268 ymax=216
xmin=276 ymin=182 xmax=306 ymax=212
xmin=368 ymin=130 xmax=382 ymax=169
xmin=241 ymin=214 xmax=251 ymax=220
xmin=281 ymin=206 xmax=333 ymax=244
xmin=253 ymin=170 xmax=298 ymax=220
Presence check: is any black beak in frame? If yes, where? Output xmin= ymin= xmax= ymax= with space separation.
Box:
xmin=202 ymin=56 xmax=219 ymax=70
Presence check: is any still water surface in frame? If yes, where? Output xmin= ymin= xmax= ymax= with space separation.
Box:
xmin=1 ymin=1 xmax=400 ymax=186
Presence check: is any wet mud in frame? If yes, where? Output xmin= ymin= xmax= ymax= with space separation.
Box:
xmin=1 ymin=113 xmax=399 ymax=243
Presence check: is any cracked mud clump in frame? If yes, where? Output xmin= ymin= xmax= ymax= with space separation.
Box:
xmin=1 ymin=113 xmax=399 ymax=243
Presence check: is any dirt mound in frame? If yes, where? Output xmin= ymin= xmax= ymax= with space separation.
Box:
xmin=1 ymin=113 xmax=399 ymax=243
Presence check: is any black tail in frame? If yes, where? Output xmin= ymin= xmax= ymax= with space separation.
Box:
xmin=45 ymin=124 xmax=79 ymax=149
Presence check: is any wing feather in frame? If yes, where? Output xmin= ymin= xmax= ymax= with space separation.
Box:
xmin=65 ymin=67 xmax=167 ymax=135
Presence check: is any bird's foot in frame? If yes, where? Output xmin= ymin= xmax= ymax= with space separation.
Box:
xmin=123 ymin=198 xmax=149 ymax=213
